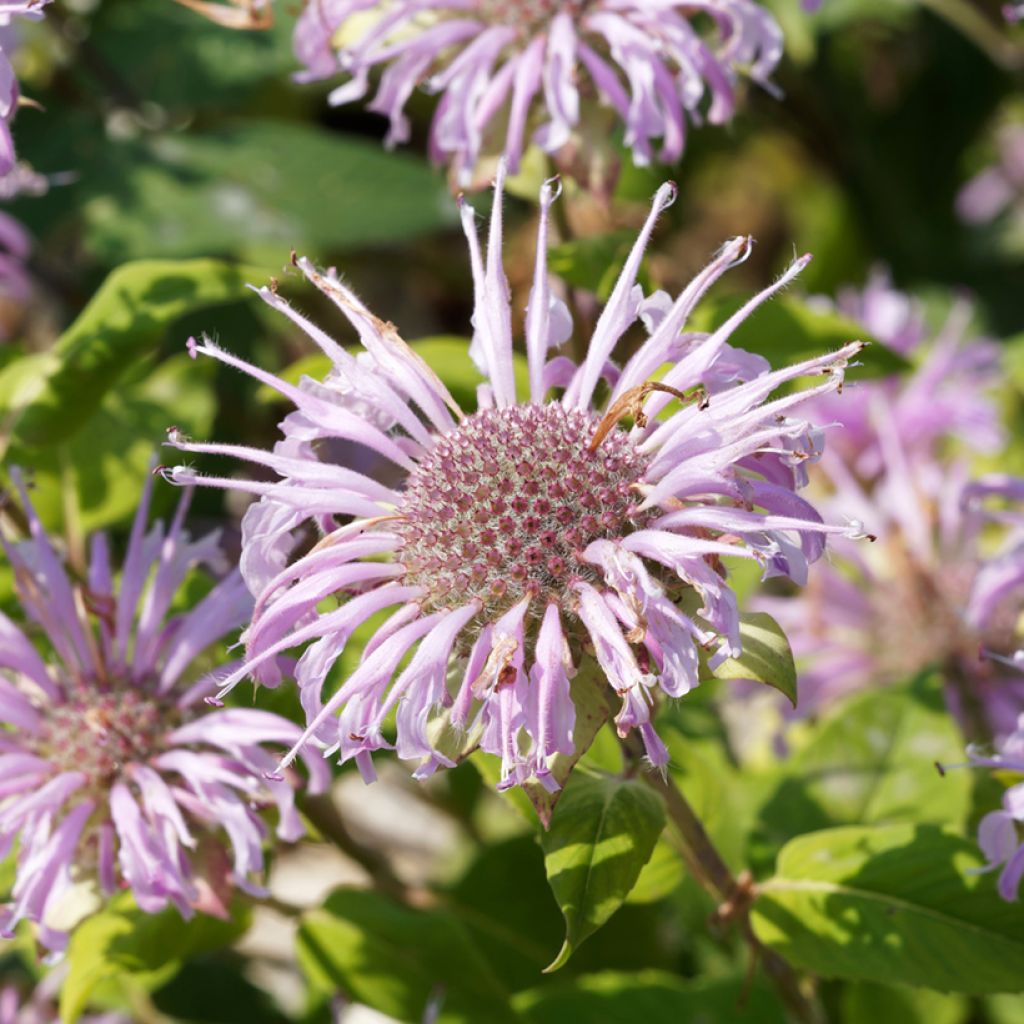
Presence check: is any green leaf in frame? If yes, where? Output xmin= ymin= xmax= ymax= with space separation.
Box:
xmin=296 ymin=888 xmax=522 ymax=1024
xmin=687 ymin=294 xmax=909 ymax=378
xmin=541 ymin=770 xmax=665 ymax=971
xmin=3 ymin=259 xmax=254 ymax=448
xmin=6 ymin=353 xmax=216 ymax=533
xmin=751 ymin=679 xmax=972 ymax=868
xmin=61 ymin=896 xmax=249 ymax=1023
xmin=625 ymin=838 xmax=686 ymax=905
xmin=90 ymin=0 xmax=295 ymax=111
xmin=547 ymin=231 xmax=651 ymax=301
xmin=840 ymin=981 xmax=969 ymax=1024
xmin=443 ymin=836 xmax=566 ymax=992
xmin=702 ymin=611 xmax=798 ymax=706
xmin=752 ymin=823 xmax=1024 ymax=994
xmin=83 ymin=121 xmax=457 ymax=265
xmin=513 ymin=971 xmax=787 ymax=1024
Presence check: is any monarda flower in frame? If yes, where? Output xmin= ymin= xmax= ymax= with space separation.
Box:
xmin=163 ymin=168 xmax=862 ymax=798
xmin=293 ymin=0 xmax=782 ymax=184
xmin=759 ymin=279 xmax=1023 ymax=732
xmin=0 ymin=1 xmax=50 ymax=175
xmin=0 ymin=473 xmax=328 ymax=953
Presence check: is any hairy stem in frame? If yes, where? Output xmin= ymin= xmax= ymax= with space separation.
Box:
xmin=635 ymin=752 xmax=823 ymax=1024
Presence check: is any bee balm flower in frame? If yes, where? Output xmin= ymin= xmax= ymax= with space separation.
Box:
xmin=293 ymin=0 xmax=783 ymax=183
xmin=164 ymin=168 xmax=862 ymax=796
xmin=0 ymin=474 xmax=328 ymax=952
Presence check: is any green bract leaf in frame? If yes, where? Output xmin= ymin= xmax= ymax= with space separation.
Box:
xmin=752 ymin=679 xmax=972 ymax=867
xmin=296 ymin=888 xmax=522 ymax=1024
xmin=541 ymin=770 xmax=665 ymax=972
xmin=688 ymin=294 xmax=908 ymax=378
xmin=702 ymin=611 xmax=798 ymax=706
xmin=752 ymin=823 xmax=1024 ymax=994
xmin=60 ymin=896 xmax=249 ymax=1023
xmin=3 ymin=258 xmax=255 ymax=448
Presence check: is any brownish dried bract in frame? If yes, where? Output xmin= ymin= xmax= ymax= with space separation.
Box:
xmin=171 ymin=0 xmax=273 ymax=29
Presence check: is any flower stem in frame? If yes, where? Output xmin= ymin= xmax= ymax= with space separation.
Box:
xmin=918 ymin=0 xmax=1023 ymax=72
xmin=638 ymin=762 xmax=823 ymax=1024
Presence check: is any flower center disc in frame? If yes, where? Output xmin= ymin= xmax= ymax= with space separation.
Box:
xmin=31 ymin=687 xmax=177 ymax=787
xmin=481 ymin=0 xmax=590 ymax=31
xmin=396 ymin=404 xmax=649 ymax=616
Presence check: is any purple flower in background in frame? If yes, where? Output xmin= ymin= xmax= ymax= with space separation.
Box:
xmin=0 ymin=1 xmax=50 ymax=175
xmin=968 ymin=713 xmax=1024 ymax=901
xmin=0 ymin=970 xmax=128 ymax=1024
xmin=806 ymin=269 xmax=1003 ymax=475
xmin=759 ymin=278 xmax=1023 ymax=733
xmin=164 ymin=166 xmax=862 ymax=797
xmin=293 ymin=0 xmax=783 ymax=184
xmin=957 ymin=123 xmax=1024 ymax=227
xmin=0 ymin=473 xmax=328 ymax=953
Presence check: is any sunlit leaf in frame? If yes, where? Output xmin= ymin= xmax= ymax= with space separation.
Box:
xmin=541 ymin=769 xmax=665 ymax=971
xmin=753 ymin=823 xmax=1024 ymax=994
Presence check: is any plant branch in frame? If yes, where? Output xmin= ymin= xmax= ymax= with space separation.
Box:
xmin=634 ymin=749 xmax=823 ymax=1024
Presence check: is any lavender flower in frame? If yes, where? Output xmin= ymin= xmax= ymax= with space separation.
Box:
xmin=163 ymin=167 xmax=862 ymax=796
xmin=956 ymin=123 xmax=1024 ymax=227
xmin=293 ymin=0 xmax=783 ymax=184
xmin=968 ymin=713 xmax=1024 ymax=901
xmin=0 ymin=472 xmax=329 ymax=953
xmin=806 ymin=270 xmax=1004 ymax=475
xmin=0 ymin=2 xmax=50 ymax=176
xmin=760 ymin=278 xmax=1024 ymax=732
xmin=0 ymin=970 xmax=128 ymax=1024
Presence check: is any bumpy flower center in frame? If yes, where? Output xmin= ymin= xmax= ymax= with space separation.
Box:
xmin=480 ymin=0 xmax=590 ymax=31
xmin=30 ymin=686 xmax=180 ymax=788
xmin=396 ymin=404 xmax=650 ymax=616
xmin=868 ymin=550 xmax=1018 ymax=680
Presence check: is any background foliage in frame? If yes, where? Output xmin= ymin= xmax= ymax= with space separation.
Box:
xmin=1 ymin=0 xmax=1022 ymax=1021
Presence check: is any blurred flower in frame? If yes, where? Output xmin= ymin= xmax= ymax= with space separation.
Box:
xmin=967 ymin=712 xmax=1024 ymax=901
xmin=0 ymin=1 xmax=50 ymax=176
xmin=172 ymin=0 xmax=273 ymax=28
xmin=293 ymin=0 xmax=783 ymax=184
xmin=0 ymin=969 xmax=128 ymax=1024
xmin=0 ymin=472 xmax=328 ymax=953
xmin=1005 ymin=4 xmax=1024 ymax=23
xmin=957 ymin=123 xmax=1024 ymax=226
xmin=760 ymin=277 xmax=1024 ymax=734
xmin=806 ymin=269 xmax=1004 ymax=474
xmin=165 ymin=166 xmax=862 ymax=796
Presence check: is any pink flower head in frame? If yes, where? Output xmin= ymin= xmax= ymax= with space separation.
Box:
xmin=164 ymin=168 xmax=862 ymax=798
xmin=760 ymin=278 xmax=1024 ymax=733
xmin=293 ymin=0 xmax=783 ymax=184
xmin=0 ymin=471 xmax=328 ymax=953
xmin=0 ymin=1 xmax=50 ymax=176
